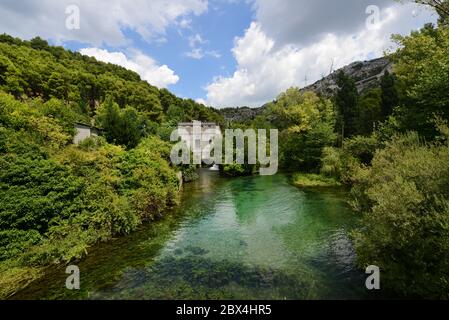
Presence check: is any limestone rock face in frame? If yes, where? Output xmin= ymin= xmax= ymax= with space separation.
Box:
xmin=218 ymin=56 xmax=393 ymax=122
xmin=219 ymin=106 xmax=265 ymax=123
xmin=300 ymin=56 xmax=393 ymax=98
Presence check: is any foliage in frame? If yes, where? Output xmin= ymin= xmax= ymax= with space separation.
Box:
xmin=351 ymin=129 xmax=449 ymax=298
xmin=222 ymin=163 xmax=254 ymax=177
xmin=272 ymin=90 xmax=336 ymax=172
xmin=393 ymin=25 xmax=449 ymax=138
xmin=335 ymin=71 xmax=359 ymax=138
xmin=380 ymin=71 xmax=399 ymax=119
xmin=0 ymin=34 xmax=223 ymax=126
xmin=96 ymin=96 xmax=145 ymax=148
xmin=292 ymin=173 xmax=341 ymax=188
xmin=181 ymin=165 xmax=200 ymax=183
xmin=320 ymin=134 xmax=381 ymax=186
xmin=0 ymin=80 xmax=181 ymax=298
xmin=357 ymin=88 xmax=382 ymax=136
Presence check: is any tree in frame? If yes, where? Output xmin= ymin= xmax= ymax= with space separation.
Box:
xmin=335 ymin=71 xmax=359 ymax=139
xmin=358 ymin=88 xmax=382 ymax=135
xmin=380 ymin=71 xmax=399 ymax=119
xmin=96 ymin=97 xmax=145 ymax=149
xmin=351 ymin=128 xmax=449 ymax=298
xmin=29 ymin=37 xmax=50 ymax=51
xmin=393 ymin=25 xmax=449 ymax=138
xmin=119 ymin=106 xmax=144 ymax=149
xmin=272 ymin=89 xmax=336 ymax=171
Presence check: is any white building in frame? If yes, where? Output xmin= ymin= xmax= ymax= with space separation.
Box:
xmin=177 ymin=121 xmax=222 ymax=164
xmin=73 ymin=123 xmax=100 ymax=145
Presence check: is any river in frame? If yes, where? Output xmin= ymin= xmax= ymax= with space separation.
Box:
xmin=13 ymin=170 xmax=371 ymax=300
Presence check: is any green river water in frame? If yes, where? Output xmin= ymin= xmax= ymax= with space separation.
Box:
xmin=13 ymin=171 xmax=375 ymax=300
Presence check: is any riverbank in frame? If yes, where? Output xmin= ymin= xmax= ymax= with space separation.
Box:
xmin=9 ymin=172 xmax=369 ymax=300
xmin=291 ymin=173 xmax=341 ymax=188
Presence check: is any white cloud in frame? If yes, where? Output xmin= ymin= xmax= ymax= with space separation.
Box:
xmin=195 ymin=98 xmax=208 ymax=105
xmin=207 ymin=50 xmax=222 ymax=59
xmin=178 ymin=18 xmax=193 ymax=29
xmin=0 ymin=0 xmax=208 ymax=46
xmin=185 ymin=48 xmax=205 ymax=59
xmin=185 ymin=48 xmax=221 ymax=59
xmin=80 ymin=48 xmax=179 ymax=88
xmin=205 ymin=2 xmax=437 ymax=108
xmin=185 ymin=33 xmax=220 ymax=60
xmin=189 ymin=33 xmax=206 ymax=47
xmin=250 ymin=0 xmax=394 ymax=47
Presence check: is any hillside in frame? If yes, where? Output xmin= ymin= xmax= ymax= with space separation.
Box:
xmin=0 ymin=34 xmax=223 ymax=126
xmin=219 ymin=56 xmax=393 ymax=123
xmin=0 ymin=34 xmax=225 ymax=298
xmin=219 ymin=106 xmax=265 ymax=124
xmin=300 ymin=56 xmax=393 ymax=97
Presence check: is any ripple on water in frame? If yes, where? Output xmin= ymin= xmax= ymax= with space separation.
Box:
xmin=13 ymin=173 xmax=370 ymax=300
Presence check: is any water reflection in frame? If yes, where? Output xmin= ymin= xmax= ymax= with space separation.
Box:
xmin=13 ymin=171 xmax=370 ymax=300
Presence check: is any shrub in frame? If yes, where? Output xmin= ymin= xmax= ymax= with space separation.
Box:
xmin=351 ymin=130 xmax=449 ymax=298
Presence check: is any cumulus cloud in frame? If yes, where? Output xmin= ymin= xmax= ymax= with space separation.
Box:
xmin=205 ymin=1 xmax=437 ymax=108
xmin=251 ymin=0 xmax=394 ymax=47
xmin=80 ymin=48 xmax=179 ymax=88
xmin=0 ymin=0 xmax=208 ymax=46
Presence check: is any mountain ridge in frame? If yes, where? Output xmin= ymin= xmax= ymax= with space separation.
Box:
xmin=219 ymin=56 xmax=393 ymax=123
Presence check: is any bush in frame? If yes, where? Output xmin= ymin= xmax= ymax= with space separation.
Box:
xmin=321 ymin=147 xmax=342 ymax=178
xmin=351 ymin=130 xmax=449 ymax=298
xmin=292 ymin=173 xmax=341 ymax=188
xmin=343 ymin=135 xmax=380 ymax=166
xmin=182 ymin=165 xmax=199 ymax=183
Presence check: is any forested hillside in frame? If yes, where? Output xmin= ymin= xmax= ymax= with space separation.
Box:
xmin=0 ymin=34 xmax=223 ymax=131
xmin=0 ymin=34 xmax=223 ymax=298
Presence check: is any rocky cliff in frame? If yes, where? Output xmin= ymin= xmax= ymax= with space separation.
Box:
xmin=219 ymin=56 xmax=393 ymax=122
xmin=300 ymin=56 xmax=393 ymax=97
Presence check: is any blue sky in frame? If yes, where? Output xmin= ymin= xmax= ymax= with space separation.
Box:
xmin=138 ymin=0 xmax=254 ymax=100
xmin=0 ymin=0 xmax=438 ymax=108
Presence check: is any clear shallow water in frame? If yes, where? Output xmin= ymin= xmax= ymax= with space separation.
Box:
xmin=14 ymin=171 xmax=372 ymax=300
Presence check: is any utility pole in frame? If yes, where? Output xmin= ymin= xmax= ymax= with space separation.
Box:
xmin=329 ymin=58 xmax=335 ymax=75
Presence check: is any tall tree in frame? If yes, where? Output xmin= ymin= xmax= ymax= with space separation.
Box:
xmin=357 ymin=88 xmax=382 ymax=135
xmin=393 ymin=25 xmax=449 ymax=138
xmin=335 ymin=71 xmax=359 ymax=139
xmin=380 ymin=70 xmax=399 ymax=119
xmin=96 ymin=96 xmax=145 ymax=148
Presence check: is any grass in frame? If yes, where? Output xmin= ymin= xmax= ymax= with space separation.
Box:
xmin=292 ymin=173 xmax=341 ymax=188
xmin=0 ymin=262 xmax=44 ymax=299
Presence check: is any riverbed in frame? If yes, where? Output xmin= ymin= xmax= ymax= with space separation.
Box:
xmin=13 ymin=171 xmax=371 ymax=300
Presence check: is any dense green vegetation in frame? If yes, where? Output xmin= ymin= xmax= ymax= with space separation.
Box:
xmin=292 ymin=173 xmax=341 ymax=188
xmin=1 ymin=0 xmax=449 ymax=300
xmin=351 ymin=129 xmax=449 ymax=298
xmin=0 ymin=34 xmax=223 ymax=141
xmin=349 ymin=22 xmax=449 ymax=298
xmin=0 ymin=92 xmax=180 ymax=297
xmin=241 ymin=3 xmax=449 ymax=298
xmin=0 ymin=35 xmax=224 ymax=298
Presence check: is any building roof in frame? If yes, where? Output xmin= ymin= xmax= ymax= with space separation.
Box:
xmin=74 ymin=122 xmax=102 ymax=131
xmin=178 ymin=122 xmax=219 ymax=126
